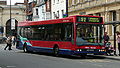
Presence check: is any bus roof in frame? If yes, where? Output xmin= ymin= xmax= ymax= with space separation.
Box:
xmin=18 ymin=15 xmax=103 ymax=26
xmin=18 ymin=16 xmax=74 ymax=26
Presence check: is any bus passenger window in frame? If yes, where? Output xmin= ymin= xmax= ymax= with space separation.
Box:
xmin=64 ymin=23 xmax=72 ymax=41
xmin=66 ymin=35 xmax=72 ymax=41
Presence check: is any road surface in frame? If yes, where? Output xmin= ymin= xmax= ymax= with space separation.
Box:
xmin=0 ymin=44 xmax=120 ymax=68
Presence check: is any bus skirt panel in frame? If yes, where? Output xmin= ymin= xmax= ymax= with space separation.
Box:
xmin=73 ymin=51 xmax=106 ymax=55
xmin=20 ymin=45 xmax=106 ymax=56
xmin=26 ymin=46 xmax=74 ymax=55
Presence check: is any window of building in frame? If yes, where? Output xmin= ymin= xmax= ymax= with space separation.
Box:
xmin=80 ymin=0 xmax=83 ymax=3
xmin=75 ymin=0 xmax=82 ymax=4
xmin=72 ymin=0 xmax=75 ymax=5
xmin=77 ymin=0 xmax=80 ymax=3
xmin=42 ymin=6 xmax=44 ymax=13
xmin=112 ymin=11 xmax=116 ymax=21
xmin=74 ymin=0 xmax=77 ymax=4
xmin=57 ymin=11 xmax=59 ymax=18
xmin=68 ymin=0 xmax=72 ymax=7
xmin=84 ymin=0 xmax=88 ymax=2
xmin=54 ymin=0 xmax=55 ymax=3
xmin=42 ymin=13 xmax=45 ymax=20
xmin=108 ymin=11 xmax=117 ymax=36
xmin=53 ymin=12 xmax=56 ymax=19
xmin=88 ymin=0 xmax=91 ymax=1
xmin=36 ymin=8 xmax=38 ymax=15
xmin=95 ymin=13 xmax=101 ymax=16
xmin=80 ymin=12 xmax=86 ymax=15
xmin=112 ymin=25 xmax=114 ymax=36
xmin=61 ymin=10 xmax=64 ymax=18
xmin=88 ymin=14 xmax=93 ymax=16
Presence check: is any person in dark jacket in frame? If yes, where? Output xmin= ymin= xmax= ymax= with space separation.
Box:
xmin=4 ymin=36 xmax=12 ymax=50
xmin=103 ymin=32 xmax=110 ymax=44
xmin=103 ymin=32 xmax=110 ymax=55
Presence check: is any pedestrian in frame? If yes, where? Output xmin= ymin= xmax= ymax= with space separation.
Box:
xmin=103 ymin=32 xmax=110 ymax=44
xmin=117 ymin=32 xmax=120 ymax=56
xmin=12 ymin=36 xmax=16 ymax=46
xmin=103 ymin=32 xmax=110 ymax=55
xmin=4 ymin=36 xmax=12 ymax=50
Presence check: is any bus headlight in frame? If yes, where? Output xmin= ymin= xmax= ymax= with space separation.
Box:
xmin=99 ymin=49 xmax=106 ymax=52
xmin=77 ymin=49 xmax=82 ymax=51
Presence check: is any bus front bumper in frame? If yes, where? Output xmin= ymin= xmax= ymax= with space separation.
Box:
xmin=73 ymin=51 xmax=106 ymax=55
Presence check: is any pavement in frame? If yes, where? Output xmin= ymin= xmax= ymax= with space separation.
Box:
xmin=0 ymin=43 xmax=120 ymax=60
xmin=102 ymin=55 xmax=120 ymax=61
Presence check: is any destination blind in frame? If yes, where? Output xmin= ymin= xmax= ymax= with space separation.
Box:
xmin=76 ymin=16 xmax=102 ymax=23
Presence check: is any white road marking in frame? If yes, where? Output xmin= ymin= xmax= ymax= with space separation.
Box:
xmin=6 ymin=66 xmax=16 ymax=68
xmin=81 ymin=59 xmax=111 ymax=62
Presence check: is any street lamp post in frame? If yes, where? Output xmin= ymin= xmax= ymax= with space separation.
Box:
xmin=10 ymin=0 xmax=11 ymax=21
xmin=113 ymin=25 xmax=117 ymax=55
xmin=66 ymin=0 xmax=68 ymax=17
xmin=10 ymin=0 xmax=12 ymax=35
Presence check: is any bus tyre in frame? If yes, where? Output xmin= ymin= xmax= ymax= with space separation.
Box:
xmin=23 ymin=44 xmax=28 ymax=53
xmin=80 ymin=55 xmax=86 ymax=59
xmin=53 ymin=46 xmax=59 ymax=56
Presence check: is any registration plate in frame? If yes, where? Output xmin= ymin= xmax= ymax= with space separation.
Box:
xmin=87 ymin=49 xmax=94 ymax=51
xmin=87 ymin=53 xmax=94 ymax=55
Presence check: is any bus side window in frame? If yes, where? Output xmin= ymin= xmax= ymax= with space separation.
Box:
xmin=65 ymin=23 xmax=72 ymax=41
xmin=66 ymin=35 xmax=72 ymax=41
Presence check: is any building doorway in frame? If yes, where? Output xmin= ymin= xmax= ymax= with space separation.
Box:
xmin=6 ymin=19 xmax=18 ymax=37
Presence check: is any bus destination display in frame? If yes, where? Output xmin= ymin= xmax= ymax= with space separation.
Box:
xmin=77 ymin=16 xmax=102 ymax=23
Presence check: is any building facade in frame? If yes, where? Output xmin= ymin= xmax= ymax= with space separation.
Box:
xmin=24 ymin=0 xmax=36 ymax=21
xmin=51 ymin=0 xmax=67 ymax=19
xmin=0 ymin=0 xmax=7 ymax=5
xmin=26 ymin=0 xmax=66 ymax=21
xmin=33 ymin=0 xmax=46 ymax=21
xmin=0 ymin=5 xmax=26 ymax=37
xmin=33 ymin=0 xmax=51 ymax=21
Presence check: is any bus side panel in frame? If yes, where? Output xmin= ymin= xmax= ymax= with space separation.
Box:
xmin=28 ymin=40 xmax=74 ymax=55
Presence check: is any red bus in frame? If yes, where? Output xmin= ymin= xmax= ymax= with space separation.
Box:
xmin=16 ymin=15 xmax=106 ymax=56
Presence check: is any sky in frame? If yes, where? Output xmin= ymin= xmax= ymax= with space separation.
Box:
xmin=7 ymin=0 xmax=24 ymax=5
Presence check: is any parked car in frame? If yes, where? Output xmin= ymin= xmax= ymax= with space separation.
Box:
xmin=0 ymin=37 xmax=7 ymax=44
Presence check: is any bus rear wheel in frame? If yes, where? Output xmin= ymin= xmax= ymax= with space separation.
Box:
xmin=23 ymin=43 xmax=29 ymax=53
xmin=53 ymin=46 xmax=59 ymax=56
